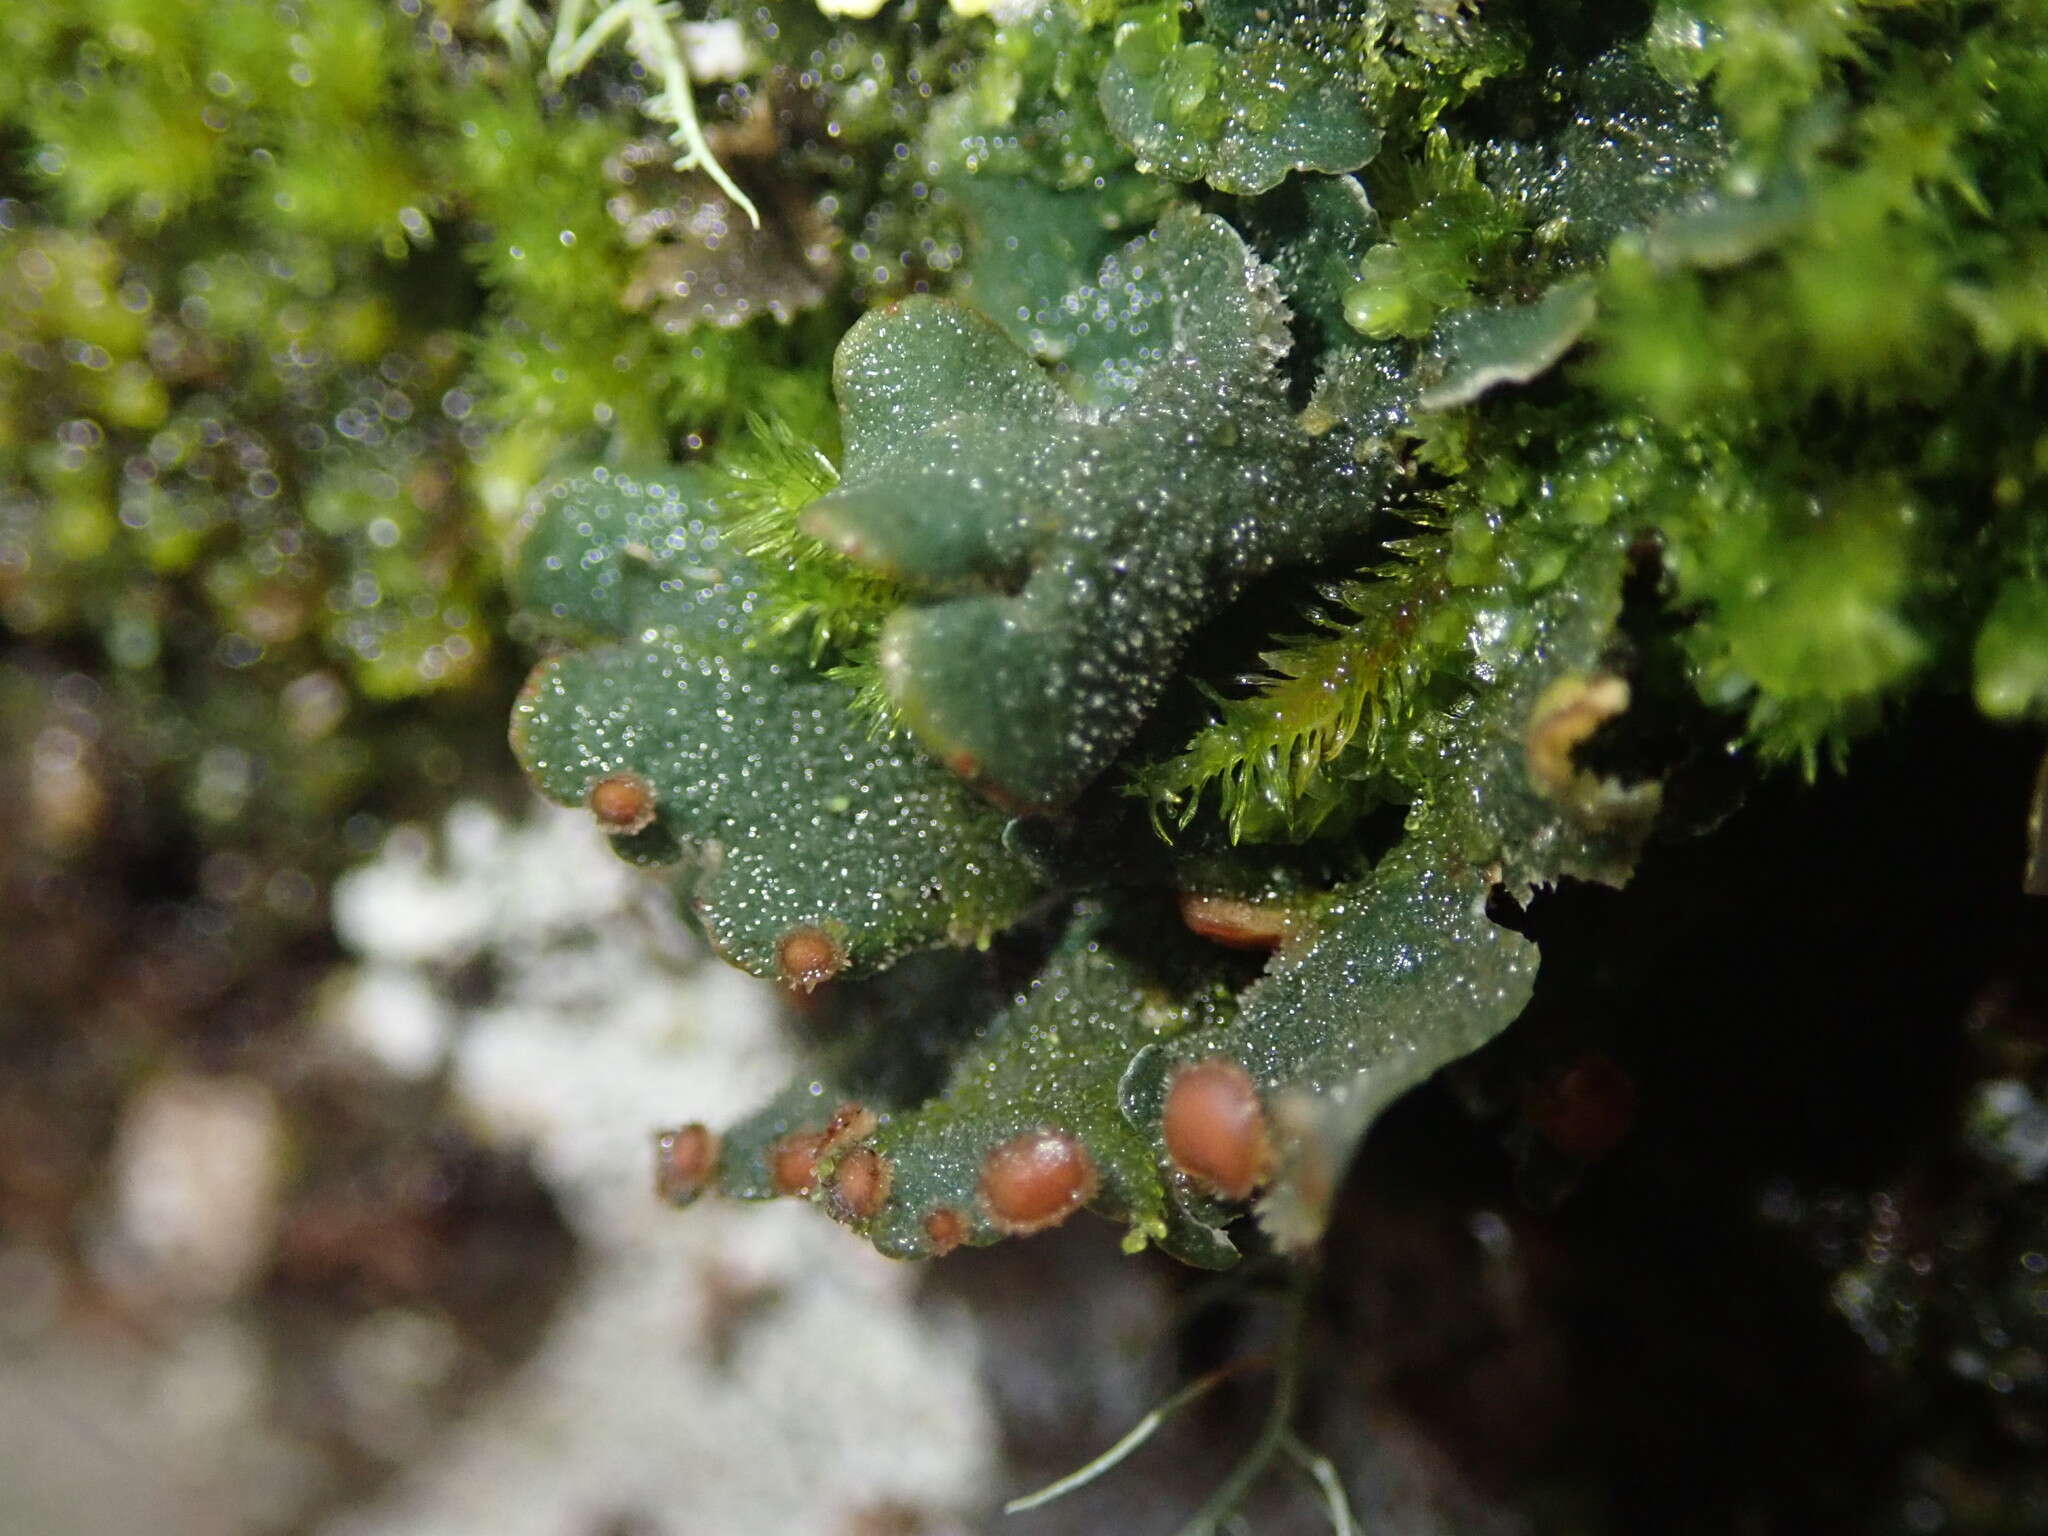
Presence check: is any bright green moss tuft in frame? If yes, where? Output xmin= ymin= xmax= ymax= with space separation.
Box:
xmin=1976 ymin=579 xmax=2048 ymax=722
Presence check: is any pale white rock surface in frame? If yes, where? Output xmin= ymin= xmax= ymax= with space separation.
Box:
xmin=0 ymin=800 xmax=997 ymax=1536
xmin=323 ymin=800 xmax=998 ymax=1536
xmin=678 ymin=18 xmax=755 ymax=81
xmin=92 ymin=1072 xmax=288 ymax=1311
xmin=0 ymin=1313 xmax=324 ymax=1536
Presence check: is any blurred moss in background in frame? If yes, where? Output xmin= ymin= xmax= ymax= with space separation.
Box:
xmin=0 ymin=0 xmax=926 ymax=1211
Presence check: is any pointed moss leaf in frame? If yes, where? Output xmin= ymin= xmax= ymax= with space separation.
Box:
xmin=832 ymin=904 xmax=1243 ymax=1265
xmin=1419 ymin=278 xmax=1598 ymax=410
xmin=1099 ymin=6 xmax=1382 ymax=196
xmin=510 ymin=469 xmax=1042 ymax=982
xmin=806 ymin=207 xmax=1386 ymax=809
xmin=710 ymin=418 xmax=901 ymax=671
xmin=1140 ymin=440 xmax=1663 ymax=871
xmin=1133 ymin=539 xmax=1447 ymax=845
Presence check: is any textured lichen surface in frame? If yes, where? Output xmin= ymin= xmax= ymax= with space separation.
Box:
xmin=508 ymin=465 xmax=1041 ymax=981
xmin=833 ymin=906 xmax=1243 ymax=1264
xmin=1097 ymin=4 xmax=1384 ymax=195
xmin=485 ymin=0 xmax=2048 ymax=1278
xmin=13 ymin=0 xmax=2045 ymax=1286
xmin=804 ymin=206 xmax=1384 ymax=809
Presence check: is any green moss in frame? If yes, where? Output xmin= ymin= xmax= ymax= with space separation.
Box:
xmin=1975 ymin=578 xmax=2048 ymax=721
xmin=11 ymin=0 xmax=2048 ymax=1302
xmin=1134 ymin=539 xmax=1448 ymax=845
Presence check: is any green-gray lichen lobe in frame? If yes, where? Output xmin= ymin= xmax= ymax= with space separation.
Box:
xmin=1098 ymin=4 xmax=1384 ymax=195
xmin=509 ymin=465 xmax=1041 ymax=981
xmin=852 ymin=904 xmax=1242 ymax=1263
xmin=804 ymin=207 xmax=1389 ymax=810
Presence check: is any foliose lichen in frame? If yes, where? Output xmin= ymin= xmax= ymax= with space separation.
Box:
xmin=488 ymin=0 xmax=2048 ymax=1278
xmin=12 ymin=0 xmax=2048 ymax=1290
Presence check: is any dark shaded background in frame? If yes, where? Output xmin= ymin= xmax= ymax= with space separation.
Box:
xmin=945 ymin=705 xmax=2048 ymax=1535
